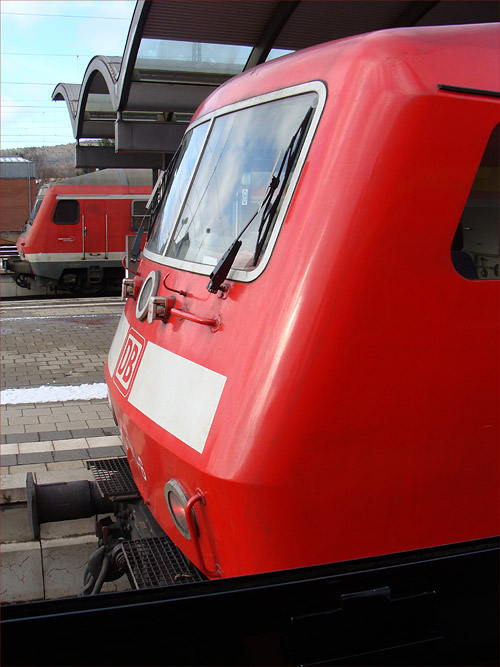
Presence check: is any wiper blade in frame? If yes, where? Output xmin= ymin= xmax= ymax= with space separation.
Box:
xmin=206 ymin=107 xmax=314 ymax=294
xmin=130 ymin=221 xmax=147 ymax=262
xmin=253 ymin=106 xmax=313 ymax=266
xmin=206 ymin=170 xmax=281 ymax=294
xmin=146 ymin=145 xmax=182 ymax=241
xmin=130 ymin=147 xmax=182 ymax=263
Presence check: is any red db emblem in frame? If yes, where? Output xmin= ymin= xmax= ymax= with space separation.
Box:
xmin=113 ymin=329 xmax=145 ymax=397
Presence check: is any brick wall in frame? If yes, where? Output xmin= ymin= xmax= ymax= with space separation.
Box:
xmin=1 ymin=178 xmax=37 ymax=233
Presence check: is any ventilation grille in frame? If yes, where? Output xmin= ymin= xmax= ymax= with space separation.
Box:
xmin=121 ymin=537 xmax=205 ymax=589
xmin=87 ymin=457 xmax=140 ymax=501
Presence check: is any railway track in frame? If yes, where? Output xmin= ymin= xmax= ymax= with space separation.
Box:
xmin=0 ymin=295 xmax=124 ymax=317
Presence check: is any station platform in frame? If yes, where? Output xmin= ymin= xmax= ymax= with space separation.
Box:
xmin=1 ymin=399 xmax=123 ymax=490
xmin=1 ymin=295 xmax=132 ymax=602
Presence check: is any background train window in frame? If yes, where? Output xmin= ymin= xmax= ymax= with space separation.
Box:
xmin=451 ymin=124 xmax=499 ymax=280
xmin=131 ymin=199 xmax=151 ymax=232
xmin=53 ymin=199 xmax=80 ymax=225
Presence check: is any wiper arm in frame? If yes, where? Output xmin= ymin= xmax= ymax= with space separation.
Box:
xmin=206 ymin=107 xmax=314 ymax=294
xmin=206 ymin=239 xmax=243 ymax=294
xmin=129 ymin=147 xmax=183 ymax=263
xmin=146 ymin=145 xmax=182 ymax=241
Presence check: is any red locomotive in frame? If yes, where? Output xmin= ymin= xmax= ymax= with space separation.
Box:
xmin=106 ymin=22 xmax=499 ymax=580
xmin=8 ymin=169 xmax=152 ymax=294
xmin=9 ymin=22 xmax=499 ymax=667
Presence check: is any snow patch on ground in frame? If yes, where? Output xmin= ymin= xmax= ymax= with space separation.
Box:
xmin=1 ymin=383 xmax=108 ymax=405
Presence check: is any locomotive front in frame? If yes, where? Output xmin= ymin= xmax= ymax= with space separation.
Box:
xmin=106 ymin=77 xmax=326 ymax=578
xmin=106 ymin=24 xmax=500 ymax=580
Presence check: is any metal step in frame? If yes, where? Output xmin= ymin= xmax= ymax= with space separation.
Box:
xmin=86 ymin=457 xmax=141 ymax=502
xmin=1 ymin=245 xmax=20 ymax=274
xmin=1 ymin=244 xmax=20 ymax=258
xmin=121 ymin=537 xmax=205 ymax=589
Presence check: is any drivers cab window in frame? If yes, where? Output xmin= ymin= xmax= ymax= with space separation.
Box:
xmin=144 ymin=83 xmax=323 ymax=282
xmin=131 ymin=199 xmax=151 ymax=232
xmin=53 ymin=200 xmax=80 ymax=225
xmin=451 ymin=124 xmax=499 ymax=280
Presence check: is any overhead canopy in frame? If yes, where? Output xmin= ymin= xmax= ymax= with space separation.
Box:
xmin=52 ymin=0 xmax=499 ymax=169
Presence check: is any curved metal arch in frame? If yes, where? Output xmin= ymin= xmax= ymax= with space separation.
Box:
xmin=51 ymin=0 xmax=499 ymax=158
xmin=76 ymin=57 xmax=122 ymax=138
xmin=52 ymin=58 xmax=119 ymax=140
xmin=51 ymin=83 xmax=81 ymax=136
xmin=51 ymin=1 xmax=149 ymax=141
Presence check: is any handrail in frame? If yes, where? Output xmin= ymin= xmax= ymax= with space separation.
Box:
xmin=170 ymin=307 xmax=219 ymax=328
xmin=185 ymin=491 xmax=221 ymax=579
xmin=148 ymin=295 xmax=221 ymax=331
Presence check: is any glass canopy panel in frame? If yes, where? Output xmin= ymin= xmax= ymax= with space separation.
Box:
xmin=266 ymin=48 xmax=294 ymax=62
xmin=85 ymin=93 xmax=114 ymax=113
xmin=136 ymin=38 xmax=251 ymax=77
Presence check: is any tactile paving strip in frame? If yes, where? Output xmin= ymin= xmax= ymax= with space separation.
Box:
xmin=87 ymin=457 xmax=140 ymax=501
xmin=121 ymin=536 xmax=205 ymax=589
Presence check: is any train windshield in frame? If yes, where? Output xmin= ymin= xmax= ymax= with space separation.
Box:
xmin=28 ymin=196 xmax=44 ymax=223
xmin=146 ymin=90 xmax=318 ymax=272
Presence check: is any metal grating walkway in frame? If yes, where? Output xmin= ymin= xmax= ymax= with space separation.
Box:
xmin=87 ymin=457 xmax=140 ymax=501
xmin=121 ymin=537 xmax=205 ymax=589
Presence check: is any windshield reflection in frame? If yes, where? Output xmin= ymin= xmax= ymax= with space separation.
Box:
xmin=146 ymin=91 xmax=318 ymax=271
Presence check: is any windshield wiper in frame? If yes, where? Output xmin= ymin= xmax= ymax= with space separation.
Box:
xmin=206 ymin=107 xmax=314 ymax=294
xmin=129 ymin=147 xmax=182 ymax=263
xmin=206 ymin=172 xmax=281 ymax=294
xmin=253 ymin=107 xmax=313 ymax=266
xmin=147 ymin=145 xmax=182 ymax=239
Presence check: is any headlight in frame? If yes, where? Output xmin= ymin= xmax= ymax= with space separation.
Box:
xmin=135 ymin=270 xmax=161 ymax=321
xmin=164 ymin=479 xmax=198 ymax=540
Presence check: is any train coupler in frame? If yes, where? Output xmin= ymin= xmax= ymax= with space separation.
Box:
xmin=26 ymin=473 xmax=114 ymax=540
xmin=86 ymin=457 xmax=206 ymax=591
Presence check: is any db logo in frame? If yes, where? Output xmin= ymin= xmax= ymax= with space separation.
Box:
xmin=113 ymin=329 xmax=145 ymax=397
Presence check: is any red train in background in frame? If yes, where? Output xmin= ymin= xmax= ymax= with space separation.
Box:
xmin=8 ymin=169 xmax=152 ymax=294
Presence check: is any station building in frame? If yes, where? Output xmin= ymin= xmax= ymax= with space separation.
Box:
xmin=0 ymin=156 xmax=37 ymax=243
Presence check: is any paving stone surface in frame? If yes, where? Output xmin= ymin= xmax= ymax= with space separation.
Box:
xmin=1 ymin=297 xmax=126 ymax=471
xmin=0 ymin=297 xmax=123 ymax=390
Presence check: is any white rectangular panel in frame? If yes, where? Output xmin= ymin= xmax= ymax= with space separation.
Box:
xmin=128 ymin=343 xmax=227 ymax=454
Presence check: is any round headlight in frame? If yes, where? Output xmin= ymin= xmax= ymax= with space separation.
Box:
xmin=164 ymin=479 xmax=197 ymax=540
xmin=135 ymin=270 xmax=161 ymax=321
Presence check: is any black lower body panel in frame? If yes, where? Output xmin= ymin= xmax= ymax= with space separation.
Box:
xmin=1 ymin=537 xmax=498 ymax=666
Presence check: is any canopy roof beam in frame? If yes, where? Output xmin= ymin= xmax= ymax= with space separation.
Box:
xmin=244 ymin=1 xmax=300 ymax=70
xmin=75 ymin=145 xmax=166 ymax=169
xmin=114 ymin=119 xmax=186 ymax=153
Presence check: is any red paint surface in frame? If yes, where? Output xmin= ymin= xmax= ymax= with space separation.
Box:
xmin=107 ymin=24 xmax=500 ymax=578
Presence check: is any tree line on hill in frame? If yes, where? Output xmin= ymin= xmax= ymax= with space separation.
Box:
xmin=1 ymin=143 xmax=101 ymax=189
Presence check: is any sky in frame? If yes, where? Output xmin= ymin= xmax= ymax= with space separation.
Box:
xmin=1 ymin=0 xmax=136 ymax=150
